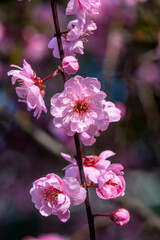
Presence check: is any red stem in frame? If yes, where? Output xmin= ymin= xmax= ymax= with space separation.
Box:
xmin=86 ymin=185 xmax=98 ymax=188
xmin=42 ymin=73 xmax=56 ymax=82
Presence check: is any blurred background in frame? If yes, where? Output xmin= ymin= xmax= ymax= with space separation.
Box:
xmin=0 ymin=0 xmax=160 ymax=239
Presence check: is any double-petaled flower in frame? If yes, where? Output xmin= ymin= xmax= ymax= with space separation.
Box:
xmin=50 ymin=75 xmax=121 ymax=146
xmin=30 ymin=173 xmax=86 ymax=222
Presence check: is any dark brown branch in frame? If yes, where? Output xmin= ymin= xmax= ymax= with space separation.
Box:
xmin=74 ymin=133 xmax=96 ymax=240
xmin=50 ymin=0 xmax=67 ymax=82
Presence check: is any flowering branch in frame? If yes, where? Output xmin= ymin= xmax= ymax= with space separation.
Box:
xmin=50 ymin=0 xmax=96 ymax=239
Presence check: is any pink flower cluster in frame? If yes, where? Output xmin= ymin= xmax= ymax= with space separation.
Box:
xmin=50 ymin=75 xmax=121 ymax=146
xmin=48 ymin=0 xmax=99 ymax=75
xmin=62 ymin=150 xmax=125 ymax=199
xmin=8 ymin=59 xmax=47 ymax=118
xmin=48 ymin=18 xmax=97 ymax=70
xmin=30 ymin=173 xmax=86 ymax=222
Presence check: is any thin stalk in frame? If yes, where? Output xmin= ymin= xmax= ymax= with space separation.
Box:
xmin=42 ymin=67 xmax=63 ymax=82
xmin=50 ymin=0 xmax=67 ymax=82
xmin=74 ymin=133 xmax=96 ymax=240
xmin=49 ymin=0 xmax=96 ymax=239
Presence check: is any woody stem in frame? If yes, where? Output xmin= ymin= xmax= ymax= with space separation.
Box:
xmin=50 ymin=0 xmax=67 ymax=82
xmin=74 ymin=133 xmax=96 ymax=240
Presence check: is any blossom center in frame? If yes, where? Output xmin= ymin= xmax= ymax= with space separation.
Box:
xmin=74 ymin=99 xmax=89 ymax=114
xmin=82 ymin=155 xmax=99 ymax=167
xmin=43 ymin=186 xmax=61 ymax=203
xmin=33 ymin=77 xmax=46 ymax=91
xmin=106 ymin=179 xmax=118 ymax=187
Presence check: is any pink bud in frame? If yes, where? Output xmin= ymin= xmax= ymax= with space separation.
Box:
xmin=110 ymin=208 xmax=130 ymax=226
xmin=62 ymin=56 xmax=79 ymax=75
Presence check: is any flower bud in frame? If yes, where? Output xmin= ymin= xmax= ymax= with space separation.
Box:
xmin=110 ymin=208 xmax=130 ymax=226
xmin=62 ymin=56 xmax=79 ymax=75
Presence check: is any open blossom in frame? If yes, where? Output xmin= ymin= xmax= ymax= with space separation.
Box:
xmin=48 ymin=36 xmax=84 ymax=59
xmin=48 ymin=19 xmax=96 ymax=59
xmin=66 ymin=19 xmax=97 ymax=42
xmin=62 ymin=56 xmax=79 ymax=75
xmin=8 ymin=59 xmax=47 ymax=118
xmin=96 ymin=169 xmax=125 ymax=199
xmin=66 ymin=0 xmax=101 ymax=21
xmin=110 ymin=208 xmax=130 ymax=226
xmin=50 ymin=75 xmax=121 ymax=146
xmin=30 ymin=173 xmax=86 ymax=222
xmin=61 ymin=150 xmax=122 ymax=184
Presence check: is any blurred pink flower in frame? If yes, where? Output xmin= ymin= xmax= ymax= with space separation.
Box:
xmin=137 ymin=62 xmax=160 ymax=88
xmin=0 ymin=22 xmax=5 ymax=42
xmin=8 ymin=59 xmax=47 ymax=118
xmin=110 ymin=208 xmax=130 ymax=226
xmin=22 ymin=233 xmax=69 ymax=240
xmin=62 ymin=150 xmax=117 ymax=183
xmin=50 ymin=75 xmax=121 ymax=145
xmin=62 ymin=56 xmax=79 ymax=75
xmin=96 ymin=170 xmax=125 ymax=199
xmin=23 ymin=30 xmax=49 ymax=61
xmin=115 ymin=102 xmax=126 ymax=119
xmin=49 ymin=123 xmax=75 ymax=152
xmin=30 ymin=173 xmax=86 ymax=222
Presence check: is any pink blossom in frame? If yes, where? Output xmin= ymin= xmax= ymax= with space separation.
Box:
xmin=110 ymin=208 xmax=130 ymax=226
xmin=66 ymin=19 xmax=97 ymax=42
xmin=30 ymin=173 xmax=86 ymax=222
xmin=62 ymin=56 xmax=79 ymax=75
xmin=8 ymin=60 xmax=47 ymax=118
xmin=62 ymin=150 xmax=117 ymax=184
xmin=96 ymin=170 xmax=125 ymax=199
xmin=48 ymin=36 xmax=84 ymax=59
xmin=66 ymin=0 xmax=101 ymax=21
xmin=50 ymin=75 xmax=121 ymax=145
xmin=48 ymin=19 xmax=96 ymax=59
xmin=22 ymin=233 xmax=69 ymax=240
